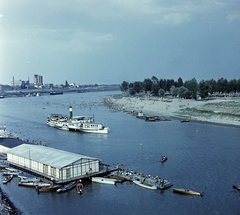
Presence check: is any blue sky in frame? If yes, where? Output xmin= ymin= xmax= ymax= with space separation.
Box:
xmin=0 ymin=0 xmax=240 ymax=85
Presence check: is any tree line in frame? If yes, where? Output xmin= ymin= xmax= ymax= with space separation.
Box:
xmin=120 ymin=77 xmax=240 ymax=99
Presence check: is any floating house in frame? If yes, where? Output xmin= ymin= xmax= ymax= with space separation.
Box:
xmin=6 ymin=144 xmax=101 ymax=183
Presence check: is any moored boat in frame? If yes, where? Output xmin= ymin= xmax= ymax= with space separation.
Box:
xmin=18 ymin=181 xmax=51 ymax=187
xmin=36 ymin=184 xmax=62 ymax=193
xmin=18 ymin=175 xmax=41 ymax=183
xmin=3 ymin=175 xmax=13 ymax=184
xmin=3 ymin=171 xmax=21 ymax=176
xmin=133 ymin=179 xmax=157 ymax=190
xmin=173 ymin=188 xmax=203 ymax=196
xmin=180 ymin=119 xmax=190 ymax=123
xmin=91 ymin=177 xmax=117 ymax=185
xmin=57 ymin=181 xmax=76 ymax=193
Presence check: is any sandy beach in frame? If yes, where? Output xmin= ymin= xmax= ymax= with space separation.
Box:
xmin=104 ymin=95 xmax=240 ymax=127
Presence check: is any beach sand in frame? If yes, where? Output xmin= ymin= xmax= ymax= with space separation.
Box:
xmin=104 ymin=95 xmax=240 ymax=127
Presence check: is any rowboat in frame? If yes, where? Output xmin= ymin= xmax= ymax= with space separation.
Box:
xmin=160 ymin=156 xmax=168 ymax=163
xmin=133 ymin=179 xmax=157 ymax=190
xmin=173 ymin=188 xmax=203 ymax=196
xmin=91 ymin=177 xmax=117 ymax=185
xmin=18 ymin=181 xmax=51 ymax=187
xmin=36 ymin=184 xmax=62 ymax=193
xmin=76 ymin=180 xmax=83 ymax=194
xmin=3 ymin=175 xmax=13 ymax=184
xmin=3 ymin=171 xmax=21 ymax=176
xmin=18 ymin=176 xmax=41 ymax=183
xmin=57 ymin=181 xmax=76 ymax=193
xmin=233 ymin=185 xmax=240 ymax=191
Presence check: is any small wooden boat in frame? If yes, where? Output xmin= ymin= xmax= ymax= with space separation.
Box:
xmin=3 ymin=171 xmax=21 ymax=176
xmin=180 ymin=119 xmax=190 ymax=123
xmin=133 ymin=179 xmax=157 ymax=190
xmin=18 ymin=181 xmax=51 ymax=187
xmin=57 ymin=181 xmax=76 ymax=193
xmin=76 ymin=180 xmax=83 ymax=194
xmin=91 ymin=177 xmax=117 ymax=185
xmin=36 ymin=184 xmax=62 ymax=193
xmin=18 ymin=176 xmax=41 ymax=183
xmin=160 ymin=156 xmax=168 ymax=163
xmin=3 ymin=175 xmax=13 ymax=184
xmin=233 ymin=185 xmax=240 ymax=191
xmin=173 ymin=188 xmax=203 ymax=196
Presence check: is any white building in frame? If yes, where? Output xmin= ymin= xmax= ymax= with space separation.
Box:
xmin=7 ymin=144 xmax=100 ymax=182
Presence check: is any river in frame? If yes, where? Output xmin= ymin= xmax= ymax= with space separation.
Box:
xmin=0 ymin=91 xmax=240 ymax=215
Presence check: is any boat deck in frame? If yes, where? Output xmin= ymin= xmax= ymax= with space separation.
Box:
xmin=109 ymin=170 xmax=173 ymax=190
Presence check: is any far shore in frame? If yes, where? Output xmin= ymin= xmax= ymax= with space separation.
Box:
xmin=103 ymin=95 xmax=240 ymax=127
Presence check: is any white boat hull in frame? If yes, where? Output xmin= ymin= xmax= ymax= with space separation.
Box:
xmin=18 ymin=181 xmax=51 ymax=187
xmin=133 ymin=180 xmax=157 ymax=190
xmin=91 ymin=177 xmax=116 ymax=185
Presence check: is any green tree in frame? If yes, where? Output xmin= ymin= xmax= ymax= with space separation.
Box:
xmin=217 ymin=78 xmax=228 ymax=93
xmin=199 ymin=80 xmax=211 ymax=99
xmin=120 ymin=81 xmax=129 ymax=92
xmin=142 ymin=78 xmax=152 ymax=93
xmin=178 ymin=86 xmax=188 ymax=98
xmin=184 ymin=78 xmax=198 ymax=99
xmin=170 ymin=85 xmax=178 ymax=97
xmin=158 ymin=88 xmax=165 ymax=98
xmin=177 ymin=77 xmax=183 ymax=87
xmin=133 ymin=81 xmax=142 ymax=94
xmin=151 ymin=82 xmax=159 ymax=96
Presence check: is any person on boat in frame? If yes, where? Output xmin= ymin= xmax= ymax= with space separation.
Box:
xmin=160 ymin=178 xmax=164 ymax=187
xmin=76 ymin=180 xmax=83 ymax=193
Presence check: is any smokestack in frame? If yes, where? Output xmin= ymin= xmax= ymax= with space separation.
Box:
xmin=69 ymin=106 xmax=73 ymax=119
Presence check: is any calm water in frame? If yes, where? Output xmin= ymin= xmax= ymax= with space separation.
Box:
xmin=0 ymin=92 xmax=240 ymax=215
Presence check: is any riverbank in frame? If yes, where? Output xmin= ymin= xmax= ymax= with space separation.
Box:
xmin=104 ymin=95 xmax=240 ymax=127
xmin=0 ymin=186 xmax=21 ymax=215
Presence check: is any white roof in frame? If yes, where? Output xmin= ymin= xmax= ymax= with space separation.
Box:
xmin=7 ymin=144 xmax=99 ymax=169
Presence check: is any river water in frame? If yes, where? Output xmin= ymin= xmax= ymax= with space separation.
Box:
xmin=0 ymin=91 xmax=240 ymax=215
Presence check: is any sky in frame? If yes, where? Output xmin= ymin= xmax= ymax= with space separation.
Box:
xmin=0 ymin=0 xmax=240 ymax=85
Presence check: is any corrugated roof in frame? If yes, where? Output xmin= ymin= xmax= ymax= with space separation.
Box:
xmin=7 ymin=144 xmax=99 ymax=169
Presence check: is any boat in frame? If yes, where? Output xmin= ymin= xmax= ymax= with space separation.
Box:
xmin=233 ymin=185 xmax=240 ymax=191
xmin=18 ymin=177 xmax=41 ymax=183
xmin=133 ymin=179 xmax=157 ymax=190
xmin=180 ymin=119 xmax=190 ymax=123
xmin=173 ymin=188 xmax=203 ymax=196
xmin=18 ymin=181 xmax=51 ymax=187
xmin=79 ymin=123 xmax=109 ymax=134
xmin=57 ymin=181 xmax=76 ymax=193
xmin=76 ymin=180 xmax=83 ymax=194
xmin=3 ymin=175 xmax=13 ymax=184
xmin=145 ymin=116 xmax=161 ymax=122
xmin=160 ymin=156 xmax=168 ymax=163
xmin=3 ymin=171 xmax=21 ymax=176
xmin=91 ymin=177 xmax=117 ymax=185
xmin=136 ymin=111 xmax=146 ymax=120
xmin=49 ymin=91 xmax=63 ymax=95
xmin=159 ymin=180 xmax=173 ymax=190
xmin=0 ymin=126 xmax=18 ymax=138
xmin=36 ymin=184 xmax=62 ymax=193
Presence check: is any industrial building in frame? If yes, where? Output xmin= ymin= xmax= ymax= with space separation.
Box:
xmin=6 ymin=144 xmax=101 ymax=183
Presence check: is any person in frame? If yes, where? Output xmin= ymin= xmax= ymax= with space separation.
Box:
xmin=160 ymin=178 xmax=164 ymax=188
